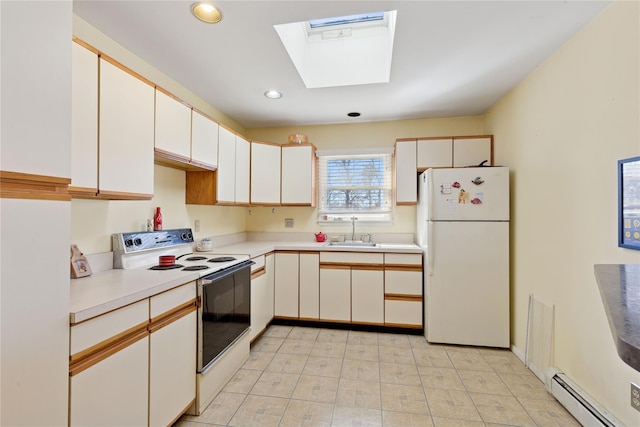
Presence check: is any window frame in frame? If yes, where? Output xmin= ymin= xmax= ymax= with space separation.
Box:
xmin=316 ymin=149 xmax=393 ymax=225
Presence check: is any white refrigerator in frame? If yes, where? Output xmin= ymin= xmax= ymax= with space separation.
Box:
xmin=417 ymin=167 xmax=510 ymax=348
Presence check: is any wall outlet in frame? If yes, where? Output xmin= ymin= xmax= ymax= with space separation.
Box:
xmin=631 ymin=382 xmax=640 ymax=412
xmin=195 ymin=219 xmax=200 ymax=232
xmin=285 ymin=218 xmax=294 ymax=228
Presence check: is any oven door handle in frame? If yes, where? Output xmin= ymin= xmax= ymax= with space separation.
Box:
xmin=200 ymin=279 xmax=213 ymax=286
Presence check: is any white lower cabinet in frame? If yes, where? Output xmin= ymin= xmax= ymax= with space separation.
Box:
xmin=274 ymin=252 xmax=299 ymax=318
xmin=384 ymin=253 xmax=423 ymax=328
xmin=70 ymin=337 xmax=149 ymax=426
xmin=149 ymin=283 xmax=197 ymax=426
xmin=351 ymin=268 xmax=384 ymax=324
xmin=299 ymin=253 xmax=320 ymax=319
xmin=69 ymin=300 xmax=150 ymax=426
xmin=69 ymin=283 xmax=197 ymax=427
xmin=250 ymin=254 xmax=275 ymax=341
xmin=319 ymin=266 xmax=351 ymax=321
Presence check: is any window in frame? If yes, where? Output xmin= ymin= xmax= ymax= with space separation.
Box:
xmin=317 ymin=149 xmax=393 ymax=223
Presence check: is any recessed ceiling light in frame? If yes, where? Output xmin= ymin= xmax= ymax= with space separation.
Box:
xmin=347 ymin=112 xmax=361 ymax=117
xmin=264 ymin=90 xmax=283 ymax=99
xmin=191 ymin=2 xmax=222 ymax=24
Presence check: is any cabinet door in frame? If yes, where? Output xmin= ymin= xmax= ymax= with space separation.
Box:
xmin=274 ymin=252 xmax=299 ymax=318
xmin=385 ymin=300 xmax=422 ymax=327
xmin=149 ymin=312 xmax=196 ymax=426
xmin=99 ymin=58 xmax=155 ymax=198
xmin=235 ymin=135 xmax=251 ymax=204
xmin=71 ymin=42 xmax=98 ymax=195
xmin=191 ymin=110 xmax=219 ymax=168
xmin=250 ymin=256 xmax=267 ymax=342
xmin=299 ymin=253 xmax=320 ymax=320
xmin=70 ymin=337 xmax=149 ymax=426
xmin=149 ymin=283 xmax=197 ymax=426
xmin=155 ymin=89 xmax=191 ymax=161
xmin=281 ymin=144 xmax=315 ymax=205
xmin=416 ymin=138 xmax=453 ymax=170
xmin=265 ymin=253 xmax=275 ymax=322
xmin=250 ymin=142 xmax=281 ymax=205
xmin=453 ymin=137 xmax=492 ymax=167
xmin=394 ymin=140 xmax=417 ymax=204
xmin=216 ymin=126 xmax=236 ymax=203
xmin=319 ymin=267 xmax=351 ymax=321
xmin=351 ymin=268 xmax=384 ymax=324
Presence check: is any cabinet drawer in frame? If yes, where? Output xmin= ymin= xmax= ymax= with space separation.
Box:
xmin=385 ymin=300 xmax=422 ymax=327
xmin=71 ymin=300 xmax=148 ymax=355
xmin=251 ymin=255 xmax=265 ymax=272
xmin=385 ymin=270 xmax=422 ymax=295
xmin=385 ymin=253 xmax=422 ymax=266
xmin=150 ymin=282 xmax=196 ymax=318
xmin=320 ymin=251 xmax=383 ymax=265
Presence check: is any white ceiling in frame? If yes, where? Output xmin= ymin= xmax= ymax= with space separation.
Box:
xmin=73 ymin=1 xmax=611 ymax=129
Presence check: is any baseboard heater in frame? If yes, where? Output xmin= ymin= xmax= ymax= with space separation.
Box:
xmin=547 ymin=369 xmax=623 ymax=427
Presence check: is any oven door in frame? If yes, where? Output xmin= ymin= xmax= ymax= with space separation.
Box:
xmin=197 ymin=260 xmax=253 ymax=373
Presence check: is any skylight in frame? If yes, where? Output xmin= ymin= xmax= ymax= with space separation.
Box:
xmin=274 ymin=10 xmax=397 ymax=89
xmin=308 ymin=12 xmax=384 ymax=29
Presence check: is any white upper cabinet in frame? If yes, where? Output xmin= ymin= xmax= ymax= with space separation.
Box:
xmin=453 ymin=136 xmax=493 ymax=167
xmin=394 ymin=140 xmax=417 ymax=205
xmin=235 ymin=135 xmax=250 ymax=205
xmin=281 ymin=144 xmax=316 ymax=206
xmin=216 ymin=126 xmax=236 ymax=204
xmin=250 ymin=142 xmax=281 ymax=205
xmin=99 ymin=58 xmax=155 ymax=198
xmin=191 ymin=110 xmax=219 ymax=169
xmin=71 ymin=42 xmax=98 ymax=196
xmin=154 ymin=89 xmax=191 ymax=161
xmin=416 ymin=138 xmax=453 ymax=170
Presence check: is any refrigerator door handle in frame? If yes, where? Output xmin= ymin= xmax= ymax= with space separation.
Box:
xmin=427 ymin=221 xmax=434 ymax=276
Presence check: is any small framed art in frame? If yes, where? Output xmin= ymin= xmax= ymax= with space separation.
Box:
xmin=618 ymin=156 xmax=640 ymax=250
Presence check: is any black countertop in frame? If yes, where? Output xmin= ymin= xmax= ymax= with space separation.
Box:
xmin=594 ymin=264 xmax=640 ymax=372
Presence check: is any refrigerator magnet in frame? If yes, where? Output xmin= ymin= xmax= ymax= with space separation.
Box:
xmin=471 ymin=177 xmax=484 ymax=185
xmin=458 ymin=189 xmax=469 ymax=204
xmin=440 ymin=183 xmax=451 ymax=194
xmin=471 ymin=193 xmax=484 ymax=204
xmin=452 ymin=181 xmax=461 ymax=188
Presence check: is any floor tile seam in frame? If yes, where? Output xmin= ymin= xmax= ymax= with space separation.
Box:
xmin=466 ymin=390 xmax=538 ymax=426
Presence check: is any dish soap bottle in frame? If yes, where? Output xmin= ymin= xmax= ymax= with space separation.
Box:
xmin=153 ymin=207 xmax=163 ymax=231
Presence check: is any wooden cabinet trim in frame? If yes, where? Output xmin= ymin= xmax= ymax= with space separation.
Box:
xmin=251 ymin=266 xmax=267 ymax=280
xmin=96 ymin=190 xmax=153 ymax=200
xmin=384 ymin=265 xmax=422 ymax=272
xmin=320 ymin=262 xmax=384 ymax=270
xmin=68 ymin=186 xmax=98 ymax=198
xmin=384 ymin=322 xmax=422 ymax=329
xmin=69 ymin=321 xmax=149 ymax=376
xmin=155 ymin=86 xmax=193 ymax=109
xmin=148 ymin=299 xmax=197 ymax=334
xmin=384 ymin=294 xmax=422 ymax=302
xmin=0 ymin=170 xmax=71 ymax=201
xmin=154 ymin=148 xmax=191 ymax=165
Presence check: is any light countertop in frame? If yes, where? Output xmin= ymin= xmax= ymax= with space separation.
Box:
xmin=70 ymin=240 xmax=421 ymax=324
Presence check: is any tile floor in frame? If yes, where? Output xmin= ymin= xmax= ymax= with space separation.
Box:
xmin=176 ymin=325 xmax=580 ymax=427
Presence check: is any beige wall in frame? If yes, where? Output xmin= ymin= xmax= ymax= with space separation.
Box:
xmin=71 ymin=165 xmax=248 ymax=253
xmin=484 ymin=1 xmax=640 ymax=424
xmin=245 ymin=117 xmax=484 ymax=234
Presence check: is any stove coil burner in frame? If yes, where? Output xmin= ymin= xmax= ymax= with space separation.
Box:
xmin=185 ymin=256 xmax=208 ymax=261
xmin=208 ymin=256 xmax=237 ymax=263
xmin=183 ymin=265 xmax=209 ymax=271
xmin=149 ymin=264 xmax=184 ymax=270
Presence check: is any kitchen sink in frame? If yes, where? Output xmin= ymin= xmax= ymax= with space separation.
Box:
xmin=324 ymin=241 xmax=379 ymax=248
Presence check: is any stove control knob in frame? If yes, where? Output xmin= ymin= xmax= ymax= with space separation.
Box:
xmin=134 ymin=238 xmax=143 ymax=246
xmin=124 ymin=239 xmax=134 ymax=247
xmin=181 ymin=232 xmax=192 ymax=241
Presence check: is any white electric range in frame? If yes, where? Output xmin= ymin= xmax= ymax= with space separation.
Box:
xmin=112 ymin=228 xmax=252 ymax=415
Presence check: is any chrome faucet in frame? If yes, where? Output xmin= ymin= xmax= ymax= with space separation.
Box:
xmin=351 ymin=216 xmax=357 ymax=241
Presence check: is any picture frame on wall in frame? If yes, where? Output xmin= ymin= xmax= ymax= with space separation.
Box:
xmin=618 ymin=156 xmax=640 ymax=250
